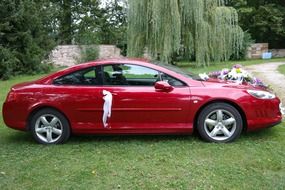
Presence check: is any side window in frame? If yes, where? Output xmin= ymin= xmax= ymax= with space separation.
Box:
xmin=102 ymin=64 xmax=159 ymax=86
xmin=53 ymin=67 xmax=99 ymax=85
xmin=161 ymin=73 xmax=186 ymax=87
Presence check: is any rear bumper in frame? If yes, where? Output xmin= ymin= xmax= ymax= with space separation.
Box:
xmin=2 ymin=102 xmax=27 ymax=131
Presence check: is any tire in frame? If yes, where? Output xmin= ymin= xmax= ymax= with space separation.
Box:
xmin=30 ymin=108 xmax=70 ymax=144
xmin=197 ymin=103 xmax=243 ymax=143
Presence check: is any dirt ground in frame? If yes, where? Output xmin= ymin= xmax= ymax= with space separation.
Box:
xmin=245 ymin=62 xmax=285 ymax=103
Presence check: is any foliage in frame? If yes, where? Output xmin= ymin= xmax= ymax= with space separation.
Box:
xmin=230 ymin=31 xmax=255 ymax=60
xmin=0 ymin=47 xmax=19 ymax=80
xmin=77 ymin=46 xmax=99 ymax=64
xmin=227 ymin=0 xmax=285 ymax=48
xmin=127 ymin=0 xmax=244 ymax=66
xmin=98 ymin=0 xmax=127 ymax=44
xmin=48 ymin=0 xmax=127 ymax=48
xmin=0 ymin=0 xmax=128 ymax=80
xmin=103 ymin=0 xmax=128 ymax=56
xmin=48 ymin=0 xmax=103 ymax=45
xmin=0 ymin=0 xmax=55 ymax=80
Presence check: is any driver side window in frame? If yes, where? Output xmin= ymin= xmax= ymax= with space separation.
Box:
xmin=101 ymin=63 xmax=186 ymax=87
xmin=102 ymin=64 xmax=159 ymax=86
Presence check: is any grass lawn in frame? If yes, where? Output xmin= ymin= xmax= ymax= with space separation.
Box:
xmin=278 ymin=64 xmax=285 ymax=76
xmin=1 ymin=59 xmax=285 ymax=189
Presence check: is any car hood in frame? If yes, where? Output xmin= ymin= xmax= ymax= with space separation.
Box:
xmin=201 ymin=78 xmax=266 ymax=91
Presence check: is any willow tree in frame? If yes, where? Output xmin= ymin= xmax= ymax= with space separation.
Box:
xmin=127 ymin=0 xmax=244 ymax=66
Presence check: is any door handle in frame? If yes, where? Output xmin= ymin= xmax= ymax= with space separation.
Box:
xmin=103 ymin=90 xmax=117 ymax=96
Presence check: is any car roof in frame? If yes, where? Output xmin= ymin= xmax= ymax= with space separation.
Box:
xmin=36 ymin=58 xmax=155 ymax=84
xmin=83 ymin=58 xmax=151 ymax=67
xmin=36 ymin=58 xmax=198 ymax=86
xmin=63 ymin=58 xmax=154 ymax=71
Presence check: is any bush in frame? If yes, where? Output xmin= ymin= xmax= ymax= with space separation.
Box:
xmin=0 ymin=47 xmax=19 ymax=80
xmin=77 ymin=46 xmax=99 ymax=63
xmin=116 ymin=42 xmax=127 ymax=57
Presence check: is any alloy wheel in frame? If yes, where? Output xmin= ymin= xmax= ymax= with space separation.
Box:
xmin=35 ymin=114 xmax=63 ymax=143
xmin=204 ymin=109 xmax=237 ymax=141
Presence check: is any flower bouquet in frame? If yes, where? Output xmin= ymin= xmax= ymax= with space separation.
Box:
xmin=199 ymin=64 xmax=268 ymax=89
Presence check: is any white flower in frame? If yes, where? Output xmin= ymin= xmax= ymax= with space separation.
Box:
xmin=199 ymin=73 xmax=209 ymax=80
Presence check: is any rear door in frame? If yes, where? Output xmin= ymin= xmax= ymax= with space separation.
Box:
xmin=48 ymin=66 xmax=104 ymax=131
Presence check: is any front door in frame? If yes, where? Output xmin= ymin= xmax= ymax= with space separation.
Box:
xmin=100 ymin=63 xmax=191 ymax=132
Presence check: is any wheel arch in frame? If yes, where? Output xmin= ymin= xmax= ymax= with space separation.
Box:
xmin=193 ymin=99 xmax=247 ymax=132
xmin=26 ymin=105 xmax=72 ymax=133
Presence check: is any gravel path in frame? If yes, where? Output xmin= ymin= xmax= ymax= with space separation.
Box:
xmin=245 ymin=62 xmax=285 ymax=102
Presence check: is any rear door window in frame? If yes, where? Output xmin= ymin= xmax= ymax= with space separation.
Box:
xmin=53 ymin=67 xmax=101 ymax=85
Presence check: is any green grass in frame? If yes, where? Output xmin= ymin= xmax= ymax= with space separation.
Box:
xmin=278 ymin=64 xmax=285 ymax=76
xmin=1 ymin=60 xmax=285 ymax=189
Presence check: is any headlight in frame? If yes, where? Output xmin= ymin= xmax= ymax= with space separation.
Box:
xmin=247 ymin=90 xmax=276 ymax=99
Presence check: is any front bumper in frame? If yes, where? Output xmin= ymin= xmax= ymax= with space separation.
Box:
xmin=245 ymin=97 xmax=282 ymax=131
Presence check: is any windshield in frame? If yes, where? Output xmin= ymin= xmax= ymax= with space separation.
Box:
xmin=155 ymin=62 xmax=202 ymax=81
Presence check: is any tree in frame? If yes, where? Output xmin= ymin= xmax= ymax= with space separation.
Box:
xmin=59 ymin=0 xmax=73 ymax=44
xmin=127 ymin=0 xmax=244 ymax=66
xmin=46 ymin=0 xmax=103 ymax=45
xmin=72 ymin=0 xmax=105 ymax=44
xmin=98 ymin=0 xmax=127 ymax=44
xmin=227 ymin=0 xmax=285 ymax=48
xmin=45 ymin=0 xmax=127 ymax=46
xmin=0 ymin=0 xmax=128 ymax=80
xmin=99 ymin=0 xmax=128 ymax=55
xmin=0 ymin=0 xmax=55 ymax=80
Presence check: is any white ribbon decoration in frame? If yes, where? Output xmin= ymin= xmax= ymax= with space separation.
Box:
xmin=102 ymin=90 xmax=113 ymax=128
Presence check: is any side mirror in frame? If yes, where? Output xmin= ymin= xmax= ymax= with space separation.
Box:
xmin=154 ymin=81 xmax=174 ymax=92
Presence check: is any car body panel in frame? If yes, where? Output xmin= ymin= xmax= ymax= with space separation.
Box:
xmin=2 ymin=59 xmax=282 ymax=136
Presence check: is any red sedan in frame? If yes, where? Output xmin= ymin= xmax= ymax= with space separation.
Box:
xmin=2 ymin=59 xmax=282 ymax=144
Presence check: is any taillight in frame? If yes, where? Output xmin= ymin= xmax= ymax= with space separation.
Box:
xmin=6 ymin=91 xmax=17 ymax=102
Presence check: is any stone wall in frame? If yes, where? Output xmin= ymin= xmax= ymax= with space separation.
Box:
xmin=270 ymin=49 xmax=285 ymax=58
xmin=247 ymin=43 xmax=285 ymax=59
xmin=49 ymin=45 xmax=123 ymax=66
xmin=247 ymin=43 xmax=269 ymax=59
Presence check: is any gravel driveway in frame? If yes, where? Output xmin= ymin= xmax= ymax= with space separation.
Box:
xmin=245 ymin=62 xmax=285 ymax=102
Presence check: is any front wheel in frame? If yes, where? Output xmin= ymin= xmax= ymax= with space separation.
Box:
xmin=30 ymin=108 xmax=70 ymax=144
xmin=197 ymin=103 xmax=243 ymax=143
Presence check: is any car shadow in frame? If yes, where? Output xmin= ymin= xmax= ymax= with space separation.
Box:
xmin=69 ymin=127 xmax=278 ymax=143
xmin=241 ymin=127 xmax=279 ymax=141
xmin=69 ymin=134 xmax=196 ymax=144
xmin=2 ymin=131 xmax=34 ymax=145
xmin=2 ymin=127 xmax=279 ymax=145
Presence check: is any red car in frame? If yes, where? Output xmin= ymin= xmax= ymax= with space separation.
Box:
xmin=2 ymin=59 xmax=283 ymax=144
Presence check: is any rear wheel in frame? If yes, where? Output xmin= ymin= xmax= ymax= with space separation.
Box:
xmin=30 ymin=108 xmax=70 ymax=144
xmin=197 ymin=103 xmax=243 ymax=143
